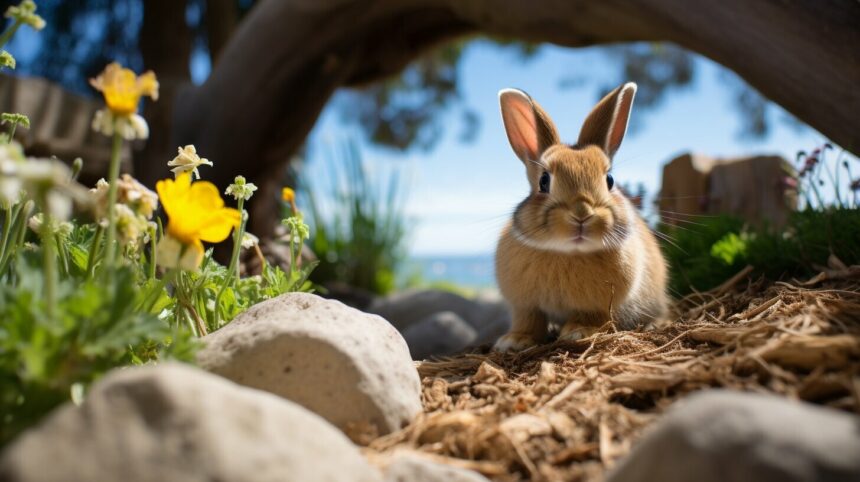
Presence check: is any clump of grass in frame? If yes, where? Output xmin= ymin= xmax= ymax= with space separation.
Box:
xmin=303 ymin=141 xmax=409 ymax=295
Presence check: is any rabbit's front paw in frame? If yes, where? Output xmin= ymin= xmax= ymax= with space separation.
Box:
xmin=558 ymin=324 xmax=601 ymax=341
xmin=493 ymin=332 xmax=540 ymax=352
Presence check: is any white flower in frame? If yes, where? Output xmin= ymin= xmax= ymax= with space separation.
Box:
xmin=90 ymin=174 xmax=158 ymax=220
xmin=46 ymin=190 xmax=71 ymax=221
xmin=0 ymin=158 xmax=21 ymax=208
xmin=114 ymin=203 xmax=151 ymax=249
xmin=225 ymin=175 xmax=258 ymax=201
xmin=156 ymin=234 xmax=203 ymax=271
xmin=27 ymin=212 xmax=73 ymax=236
xmin=241 ymin=232 xmax=259 ymax=249
xmin=167 ymin=145 xmax=212 ymax=179
xmin=91 ymin=109 xmax=149 ymax=140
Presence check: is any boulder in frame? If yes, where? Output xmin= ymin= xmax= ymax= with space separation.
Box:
xmin=401 ymin=311 xmax=477 ymax=360
xmin=197 ymin=292 xmax=422 ymax=439
xmin=0 ymin=363 xmax=381 ymax=482
xmin=382 ymin=451 xmax=490 ymax=482
xmin=606 ymin=390 xmax=860 ymax=482
xmin=367 ymin=289 xmax=483 ymax=332
xmin=368 ymin=289 xmax=511 ymax=349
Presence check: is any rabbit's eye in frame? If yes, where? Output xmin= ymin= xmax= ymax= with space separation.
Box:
xmin=539 ymin=172 xmax=550 ymax=193
xmin=606 ymin=173 xmax=615 ymax=190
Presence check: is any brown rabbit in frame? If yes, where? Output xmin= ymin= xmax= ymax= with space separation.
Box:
xmin=493 ymin=83 xmax=669 ymax=352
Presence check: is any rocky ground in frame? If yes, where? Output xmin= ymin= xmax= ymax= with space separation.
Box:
xmin=1 ymin=270 xmax=858 ymax=482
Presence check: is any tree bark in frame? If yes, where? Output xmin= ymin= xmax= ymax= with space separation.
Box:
xmin=138 ymin=0 xmax=192 ymax=188
xmin=205 ymin=0 xmax=240 ymax=65
xmin=168 ymin=0 xmax=860 ymax=237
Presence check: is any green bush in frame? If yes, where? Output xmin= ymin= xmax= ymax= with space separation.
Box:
xmin=662 ymin=208 xmax=860 ymax=296
xmin=303 ymin=141 xmax=409 ymax=295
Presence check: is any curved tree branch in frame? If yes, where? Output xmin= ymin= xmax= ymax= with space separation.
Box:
xmin=168 ymin=0 xmax=860 ymax=236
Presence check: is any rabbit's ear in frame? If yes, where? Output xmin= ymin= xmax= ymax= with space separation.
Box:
xmin=577 ymin=82 xmax=637 ymax=159
xmin=499 ymin=88 xmax=560 ymax=163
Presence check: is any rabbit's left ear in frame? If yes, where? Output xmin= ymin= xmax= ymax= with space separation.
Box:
xmin=577 ymin=82 xmax=637 ymax=159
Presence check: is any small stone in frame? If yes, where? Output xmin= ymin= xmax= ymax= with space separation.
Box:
xmin=383 ymin=451 xmax=491 ymax=482
xmin=402 ymin=311 xmax=477 ymax=360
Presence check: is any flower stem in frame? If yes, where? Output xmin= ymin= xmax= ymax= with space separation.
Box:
xmin=86 ymin=225 xmax=103 ymax=279
xmin=38 ymin=191 xmax=56 ymax=319
xmin=213 ymin=203 xmax=246 ymax=328
xmin=0 ymin=21 xmax=21 ymax=49
xmin=102 ymin=129 xmax=123 ymax=270
xmin=0 ymin=205 xmax=13 ymax=265
xmin=148 ymin=225 xmax=157 ymax=280
xmin=0 ymin=201 xmax=29 ymax=280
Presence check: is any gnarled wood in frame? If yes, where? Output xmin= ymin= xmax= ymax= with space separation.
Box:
xmin=167 ymin=0 xmax=860 ymax=236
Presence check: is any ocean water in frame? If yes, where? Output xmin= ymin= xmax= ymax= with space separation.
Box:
xmin=403 ymin=254 xmax=497 ymax=289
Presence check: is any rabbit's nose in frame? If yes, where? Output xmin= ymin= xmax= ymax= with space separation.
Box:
xmin=573 ymin=214 xmax=594 ymax=225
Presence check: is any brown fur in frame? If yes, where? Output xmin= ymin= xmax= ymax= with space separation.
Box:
xmin=494 ymin=85 xmax=669 ymax=351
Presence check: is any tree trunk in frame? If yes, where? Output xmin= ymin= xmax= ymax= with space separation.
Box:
xmin=138 ymin=0 xmax=193 ymax=188
xmin=205 ymin=0 xmax=240 ymax=65
xmin=168 ymin=0 xmax=860 ymax=237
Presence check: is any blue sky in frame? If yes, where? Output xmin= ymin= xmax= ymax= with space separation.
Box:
xmin=303 ymin=41 xmax=835 ymax=256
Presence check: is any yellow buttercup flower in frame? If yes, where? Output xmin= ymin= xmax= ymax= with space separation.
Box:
xmin=155 ymin=172 xmax=240 ymax=270
xmin=281 ymin=187 xmax=295 ymax=203
xmin=90 ymin=62 xmax=159 ymax=116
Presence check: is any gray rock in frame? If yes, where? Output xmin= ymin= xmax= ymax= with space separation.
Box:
xmin=470 ymin=294 xmax=512 ymax=346
xmin=402 ymin=311 xmax=478 ymax=360
xmin=197 ymin=292 xmax=422 ymax=439
xmin=606 ymin=390 xmax=860 ymax=482
xmin=368 ymin=289 xmax=482 ymax=332
xmin=368 ymin=289 xmax=511 ymax=348
xmin=383 ymin=451 xmax=490 ymax=482
xmin=0 ymin=363 xmax=381 ymax=482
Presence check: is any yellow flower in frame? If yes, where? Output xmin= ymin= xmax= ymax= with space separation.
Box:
xmin=281 ymin=187 xmax=295 ymax=203
xmin=155 ymin=172 xmax=240 ymax=270
xmin=90 ymin=62 xmax=159 ymax=117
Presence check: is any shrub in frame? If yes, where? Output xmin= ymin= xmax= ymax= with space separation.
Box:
xmin=303 ymin=141 xmax=409 ymax=295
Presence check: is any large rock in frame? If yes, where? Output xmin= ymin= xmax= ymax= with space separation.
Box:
xmin=0 ymin=363 xmax=381 ymax=482
xmin=197 ymin=292 xmax=421 ymax=438
xmin=401 ymin=311 xmax=478 ymax=360
xmin=606 ymin=390 xmax=860 ymax=482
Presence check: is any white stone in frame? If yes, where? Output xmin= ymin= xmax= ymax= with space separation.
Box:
xmin=0 ymin=363 xmax=381 ymax=482
xmin=197 ymin=292 xmax=422 ymax=437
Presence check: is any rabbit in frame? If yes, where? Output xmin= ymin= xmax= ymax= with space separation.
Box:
xmin=493 ymin=82 xmax=669 ymax=352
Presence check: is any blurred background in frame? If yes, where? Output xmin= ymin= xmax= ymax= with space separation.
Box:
xmin=1 ymin=0 xmax=857 ymax=296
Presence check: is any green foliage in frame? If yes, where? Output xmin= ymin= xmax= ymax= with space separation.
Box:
xmin=0 ymin=4 xmax=315 ymax=447
xmin=0 ymin=244 xmax=197 ymax=445
xmin=663 ymin=208 xmax=860 ymax=296
xmin=304 ymin=142 xmax=408 ymax=295
xmin=172 ymin=250 xmax=315 ymax=335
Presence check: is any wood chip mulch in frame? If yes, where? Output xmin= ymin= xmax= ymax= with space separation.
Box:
xmin=364 ymin=265 xmax=860 ymax=481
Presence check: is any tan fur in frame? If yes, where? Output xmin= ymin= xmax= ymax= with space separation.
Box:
xmin=494 ymin=84 xmax=669 ymax=352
